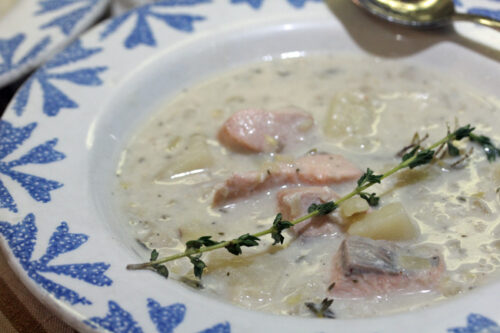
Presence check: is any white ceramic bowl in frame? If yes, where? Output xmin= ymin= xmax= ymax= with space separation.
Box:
xmin=0 ymin=0 xmax=109 ymax=88
xmin=1 ymin=0 xmax=499 ymax=332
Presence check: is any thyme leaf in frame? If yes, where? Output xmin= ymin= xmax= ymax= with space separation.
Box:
xmin=469 ymin=133 xmax=500 ymax=162
xmin=150 ymin=250 xmax=169 ymax=278
xmin=357 ymin=168 xmax=382 ymax=187
xmin=447 ymin=141 xmax=460 ymax=156
xmin=407 ymin=149 xmax=435 ymax=169
xmin=307 ymin=201 xmax=337 ymax=215
xmin=454 ymin=124 xmax=475 ymax=140
xmin=359 ymin=192 xmax=380 ymax=206
xmin=271 ymin=213 xmax=293 ymax=245
xmin=150 ymin=249 xmax=159 ymax=261
xmin=402 ymin=146 xmax=420 ymax=162
xmin=225 ymin=234 xmax=260 ymax=255
xmin=186 ymin=236 xmax=220 ymax=251
xmin=305 ymin=298 xmax=335 ymax=319
xmin=188 ymin=255 xmax=206 ymax=279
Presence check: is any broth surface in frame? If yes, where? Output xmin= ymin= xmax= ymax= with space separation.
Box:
xmin=115 ymin=55 xmax=500 ymax=318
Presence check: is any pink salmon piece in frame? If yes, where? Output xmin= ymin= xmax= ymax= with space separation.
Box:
xmin=218 ymin=109 xmax=313 ymax=153
xmin=330 ymin=236 xmax=444 ymax=298
xmin=212 ymin=154 xmax=361 ymax=206
xmin=277 ymin=186 xmax=341 ymax=237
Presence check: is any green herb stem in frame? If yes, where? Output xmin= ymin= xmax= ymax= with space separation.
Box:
xmin=127 ymin=210 xmax=321 ymax=270
xmin=340 ymin=131 xmax=456 ymax=204
xmin=126 ymin=125 xmax=487 ymax=275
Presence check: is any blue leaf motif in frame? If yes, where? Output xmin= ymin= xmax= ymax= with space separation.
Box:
xmin=0 ymin=180 xmax=16 ymax=212
xmin=198 ymin=322 xmax=231 ymax=333
xmin=12 ymin=77 xmax=34 ymax=115
xmin=88 ymin=301 xmax=143 ymax=333
xmin=38 ymin=222 xmax=88 ymax=264
xmin=30 ymin=270 xmax=92 ymax=305
xmin=16 ymin=37 xmax=52 ymax=67
xmin=149 ymin=12 xmax=204 ymax=32
xmin=12 ymin=40 xmax=107 ymax=117
xmin=100 ymin=0 xmax=209 ymax=49
xmin=147 ymin=298 xmax=186 ymax=333
xmin=126 ymin=12 xmax=156 ymax=48
xmin=37 ymin=0 xmax=100 ymax=36
xmin=3 ymin=169 xmax=64 ymax=204
xmin=230 ymin=0 xmax=263 ymax=9
xmin=0 ymin=121 xmax=36 ymax=160
xmin=0 ymin=34 xmax=25 ymax=70
xmin=154 ymin=0 xmax=211 ymax=4
xmin=36 ymin=0 xmax=92 ymax=14
xmin=0 ymin=213 xmax=37 ymax=263
xmin=0 ymin=34 xmax=24 ymax=58
xmin=0 ymin=34 xmax=51 ymax=77
xmin=45 ymin=39 xmax=102 ymax=68
xmin=0 ymin=214 xmax=113 ymax=305
xmin=448 ymin=313 xmax=500 ymax=333
xmin=47 ymin=67 xmax=107 ymax=85
xmin=39 ymin=76 xmax=79 ymax=115
xmin=87 ymin=298 xmax=231 ymax=333
xmin=287 ymin=0 xmax=321 ymax=8
xmin=14 ymin=139 xmax=65 ymax=165
xmin=40 ymin=6 xmax=93 ymax=36
xmin=0 ymin=120 xmax=64 ymax=212
xmin=230 ymin=0 xmax=321 ymax=9
xmin=100 ymin=11 xmax=134 ymax=41
xmin=42 ymin=262 xmax=112 ymax=286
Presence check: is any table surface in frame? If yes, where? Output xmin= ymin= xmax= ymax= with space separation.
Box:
xmin=0 ymin=248 xmax=76 ymax=332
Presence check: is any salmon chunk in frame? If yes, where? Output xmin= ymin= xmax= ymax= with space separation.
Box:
xmin=331 ymin=236 xmax=444 ymax=298
xmin=277 ymin=187 xmax=340 ymax=237
xmin=218 ymin=109 xmax=314 ymax=153
xmin=213 ymin=154 xmax=362 ymax=206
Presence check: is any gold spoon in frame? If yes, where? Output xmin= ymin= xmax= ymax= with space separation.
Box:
xmin=352 ymin=0 xmax=500 ymax=30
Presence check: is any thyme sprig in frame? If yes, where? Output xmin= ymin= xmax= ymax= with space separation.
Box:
xmin=469 ymin=133 xmax=500 ymax=161
xmin=127 ymin=124 xmax=498 ymax=279
xmin=305 ymin=298 xmax=335 ymax=319
xmin=271 ymin=213 xmax=293 ymax=245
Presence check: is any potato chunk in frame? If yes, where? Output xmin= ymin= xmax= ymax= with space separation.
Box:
xmin=340 ymin=197 xmax=369 ymax=218
xmin=347 ymin=202 xmax=419 ymax=240
xmin=156 ymin=134 xmax=213 ymax=179
xmin=323 ymin=92 xmax=380 ymax=150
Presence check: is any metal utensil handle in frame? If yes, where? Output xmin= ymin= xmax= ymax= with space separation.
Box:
xmin=453 ymin=12 xmax=500 ymax=30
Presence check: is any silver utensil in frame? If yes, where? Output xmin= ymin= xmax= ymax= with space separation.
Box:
xmin=352 ymin=0 xmax=500 ymax=30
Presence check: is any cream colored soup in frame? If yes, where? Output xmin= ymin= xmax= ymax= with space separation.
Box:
xmin=115 ymin=55 xmax=500 ymax=318
xmin=0 ymin=0 xmax=18 ymax=18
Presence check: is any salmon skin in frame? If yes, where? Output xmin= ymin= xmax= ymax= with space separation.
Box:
xmin=331 ymin=236 xmax=444 ymax=298
xmin=218 ymin=109 xmax=314 ymax=153
xmin=212 ymin=154 xmax=361 ymax=206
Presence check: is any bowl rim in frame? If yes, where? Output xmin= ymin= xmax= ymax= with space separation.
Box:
xmin=1 ymin=1 xmax=500 ymax=332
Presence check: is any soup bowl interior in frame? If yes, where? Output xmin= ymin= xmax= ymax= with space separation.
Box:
xmin=84 ymin=11 xmax=500 ymax=332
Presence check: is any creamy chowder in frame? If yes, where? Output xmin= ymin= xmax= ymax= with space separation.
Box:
xmin=114 ymin=55 xmax=500 ymax=318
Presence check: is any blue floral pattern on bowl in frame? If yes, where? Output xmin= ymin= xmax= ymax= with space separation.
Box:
xmin=0 ymin=120 xmax=65 ymax=212
xmin=86 ymin=298 xmax=231 ymax=333
xmin=13 ymin=39 xmax=107 ymax=117
xmin=0 ymin=0 xmax=499 ymax=332
xmin=0 ymin=0 xmax=109 ymax=88
xmin=0 ymin=213 xmax=112 ymax=305
xmin=448 ymin=314 xmax=500 ymax=333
